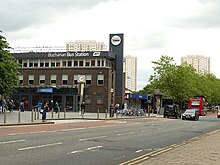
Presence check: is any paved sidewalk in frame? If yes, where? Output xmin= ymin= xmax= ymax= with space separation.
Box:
xmin=138 ymin=130 xmax=220 ymax=165
xmin=0 ymin=110 xmax=160 ymax=125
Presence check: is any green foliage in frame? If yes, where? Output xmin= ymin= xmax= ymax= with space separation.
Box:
xmin=139 ymin=55 xmax=220 ymax=104
xmin=0 ymin=34 xmax=20 ymax=95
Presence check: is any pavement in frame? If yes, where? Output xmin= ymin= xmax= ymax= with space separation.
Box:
xmin=135 ymin=130 xmax=220 ymax=165
xmin=1 ymin=111 xmax=220 ymax=165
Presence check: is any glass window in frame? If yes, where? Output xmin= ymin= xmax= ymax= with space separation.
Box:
xmin=102 ymin=60 xmax=105 ymax=66
xmin=97 ymin=74 xmax=104 ymax=85
xmin=62 ymin=75 xmax=68 ymax=85
xmin=85 ymin=95 xmax=91 ymax=104
xmin=79 ymin=60 xmax=84 ymax=66
xmin=34 ymin=59 xmax=38 ymax=67
xmin=73 ymin=75 xmax=78 ymax=84
xmin=68 ymin=61 xmax=72 ymax=67
xmin=97 ymin=95 xmax=104 ymax=104
xmin=51 ymin=59 xmax=56 ymax=67
xmin=74 ymin=60 xmax=78 ymax=67
xmin=91 ymin=60 xmax=95 ymax=66
xmin=40 ymin=59 xmax=44 ymax=67
xmin=62 ymin=61 xmax=67 ymax=67
xmin=18 ymin=60 xmax=22 ymax=66
xmin=18 ymin=75 xmax=23 ymax=85
xmin=56 ymin=60 xmax=61 ymax=67
xmin=85 ymin=75 xmax=92 ymax=85
xmin=29 ymin=60 xmax=33 ymax=67
xmin=28 ymin=75 xmax=34 ymax=85
xmin=39 ymin=75 xmax=45 ymax=85
xmin=45 ymin=59 xmax=49 ymax=67
xmin=85 ymin=60 xmax=90 ymax=67
xmin=97 ymin=60 xmax=101 ymax=66
xmin=23 ymin=60 xmax=27 ymax=67
xmin=51 ymin=75 xmax=57 ymax=84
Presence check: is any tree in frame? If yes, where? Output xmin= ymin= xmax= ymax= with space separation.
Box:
xmin=0 ymin=33 xmax=20 ymax=95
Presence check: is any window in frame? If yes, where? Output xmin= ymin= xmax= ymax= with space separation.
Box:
xmin=91 ymin=60 xmax=95 ymax=66
xmin=102 ymin=60 xmax=105 ymax=66
xmin=56 ymin=60 xmax=61 ymax=67
xmin=29 ymin=60 xmax=33 ymax=67
xmin=34 ymin=60 xmax=38 ymax=67
xmin=39 ymin=75 xmax=45 ymax=85
xmin=85 ymin=75 xmax=92 ymax=85
xmin=62 ymin=75 xmax=68 ymax=85
xmin=97 ymin=60 xmax=101 ymax=66
xmin=74 ymin=60 xmax=78 ymax=67
xmin=85 ymin=95 xmax=91 ymax=104
xmin=97 ymin=74 xmax=104 ymax=85
xmin=18 ymin=60 xmax=22 ymax=66
xmin=73 ymin=75 xmax=78 ymax=84
xmin=85 ymin=60 xmax=90 ymax=66
xmin=97 ymin=95 xmax=104 ymax=104
xmin=51 ymin=59 xmax=56 ymax=67
xmin=62 ymin=61 xmax=67 ymax=67
xmin=79 ymin=60 xmax=84 ymax=66
xmin=40 ymin=59 xmax=44 ymax=67
xmin=18 ymin=75 xmax=23 ymax=85
xmin=28 ymin=75 xmax=34 ymax=85
xmin=51 ymin=75 xmax=57 ymax=84
xmin=45 ymin=59 xmax=49 ymax=67
xmin=68 ymin=61 xmax=72 ymax=67
xmin=23 ymin=60 xmax=27 ymax=67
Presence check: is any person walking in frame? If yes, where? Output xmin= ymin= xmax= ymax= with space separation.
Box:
xmin=81 ymin=102 xmax=86 ymax=115
xmin=54 ymin=101 xmax=59 ymax=113
xmin=8 ymin=99 xmax=14 ymax=113
xmin=19 ymin=100 xmax=24 ymax=112
xmin=42 ymin=102 xmax=48 ymax=122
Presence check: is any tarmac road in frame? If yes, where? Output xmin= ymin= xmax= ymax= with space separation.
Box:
xmin=0 ymin=115 xmax=219 ymax=165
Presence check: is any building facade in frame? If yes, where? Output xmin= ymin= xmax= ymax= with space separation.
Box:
xmin=181 ymin=55 xmax=210 ymax=74
xmin=123 ymin=55 xmax=137 ymax=92
xmin=11 ymin=34 xmax=124 ymax=113
xmin=66 ymin=40 xmax=107 ymax=51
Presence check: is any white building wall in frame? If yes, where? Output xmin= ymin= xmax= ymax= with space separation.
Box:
xmin=66 ymin=40 xmax=107 ymax=51
xmin=123 ymin=55 xmax=137 ymax=92
xmin=181 ymin=55 xmax=210 ymax=74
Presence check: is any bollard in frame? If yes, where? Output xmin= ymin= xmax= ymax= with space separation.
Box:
xmin=3 ymin=107 xmax=6 ymax=123
xmin=18 ymin=109 xmax=21 ymax=123
xmin=97 ymin=109 xmax=99 ymax=119
xmin=64 ymin=108 xmax=66 ymax=119
xmin=51 ymin=108 xmax=54 ymax=119
xmin=34 ymin=108 xmax=37 ymax=120
xmin=58 ymin=107 xmax=60 ymax=119
xmin=148 ymin=109 xmax=150 ymax=116
xmin=105 ymin=109 xmax=107 ymax=119
xmin=37 ymin=108 xmax=40 ymax=119
xmin=31 ymin=109 xmax=34 ymax=122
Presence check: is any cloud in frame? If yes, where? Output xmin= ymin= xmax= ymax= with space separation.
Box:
xmin=0 ymin=0 xmax=113 ymax=32
xmin=171 ymin=0 xmax=220 ymax=29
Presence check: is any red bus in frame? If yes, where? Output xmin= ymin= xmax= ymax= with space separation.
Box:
xmin=188 ymin=96 xmax=207 ymax=116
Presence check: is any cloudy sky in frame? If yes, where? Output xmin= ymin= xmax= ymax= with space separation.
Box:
xmin=1 ymin=0 xmax=220 ymax=90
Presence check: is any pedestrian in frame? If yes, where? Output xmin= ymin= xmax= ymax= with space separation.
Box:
xmin=19 ymin=100 xmax=24 ymax=112
xmin=8 ymin=99 xmax=14 ymax=113
xmin=110 ymin=104 xmax=115 ymax=117
xmin=54 ymin=101 xmax=59 ymax=113
xmin=81 ymin=102 xmax=86 ymax=115
xmin=42 ymin=102 xmax=48 ymax=122
xmin=0 ymin=97 xmax=3 ymax=114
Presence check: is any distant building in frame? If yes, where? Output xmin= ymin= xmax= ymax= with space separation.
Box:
xmin=181 ymin=55 xmax=210 ymax=74
xmin=66 ymin=40 xmax=107 ymax=51
xmin=123 ymin=55 xmax=137 ymax=92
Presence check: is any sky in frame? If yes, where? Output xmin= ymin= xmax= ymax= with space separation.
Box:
xmin=1 ymin=0 xmax=220 ymax=90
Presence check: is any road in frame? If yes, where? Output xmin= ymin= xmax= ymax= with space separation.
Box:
xmin=0 ymin=115 xmax=219 ymax=165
